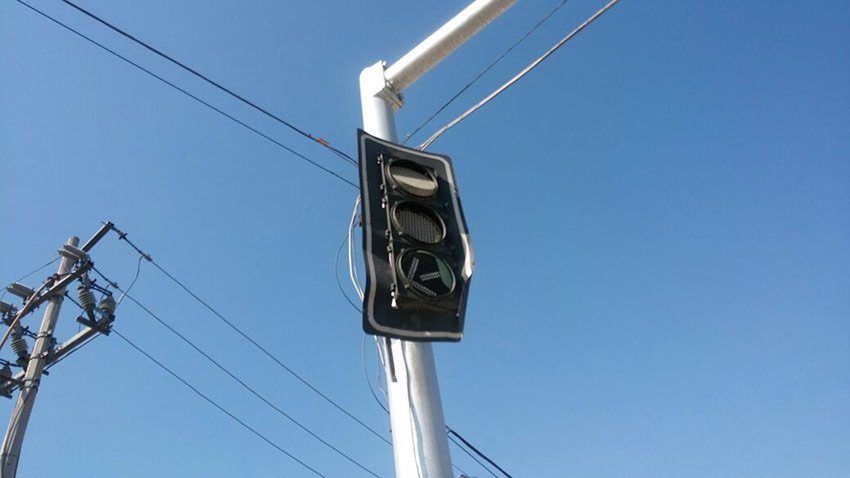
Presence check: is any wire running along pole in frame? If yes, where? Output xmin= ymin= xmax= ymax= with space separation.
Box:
xmin=335 ymin=234 xmax=365 ymax=314
xmin=419 ymin=0 xmax=623 ymax=150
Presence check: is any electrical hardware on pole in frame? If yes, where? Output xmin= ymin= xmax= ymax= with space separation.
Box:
xmin=0 ymin=224 xmax=118 ymax=478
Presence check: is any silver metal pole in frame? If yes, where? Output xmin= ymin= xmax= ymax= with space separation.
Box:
xmin=359 ymin=2 xmax=515 ymax=476
xmin=1 ymin=237 xmax=79 ymax=478
xmin=361 ymin=62 xmax=452 ymax=478
xmin=385 ymin=0 xmax=516 ymax=93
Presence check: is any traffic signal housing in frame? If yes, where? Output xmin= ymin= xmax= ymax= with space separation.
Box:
xmin=358 ymin=130 xmax=473 ymax=342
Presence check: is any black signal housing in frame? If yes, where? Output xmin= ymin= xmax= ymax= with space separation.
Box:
xmin=358 ymin=130 xmax=473 ymax=342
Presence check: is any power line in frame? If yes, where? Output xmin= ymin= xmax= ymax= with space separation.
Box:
xmin=447 ymin=427 xmax=513 ymax=478
xmin=25 ymin=266 xmax=336 ymax=478
xmin=60 ymin=0 xmax=357 ymax=167
xmin=106 ymin=224 xmax=391 ymax=446
xmin=111 ymin=222 xmax=477 ymax=476
xmin=0 ymin=251 xmax=499 ymax=476
xmin=403 ymin=0 xmax=570 ymax=146
xmin=15 ymin=0 xmax=357 ymax=188
xmin=3 ymin=257 xmax=59 ymax=287
xmin=0 ymin=257 xmax=59 ymax=304
xmin=448 ymin=433 xmax=499 ymax=478
xmin=109 ymin=222 xmax=495 ymax=476
xmin=152 ymin=258 xmax=392 ymax=443
xmin=112 ymin=328 xmax=328 ymax=478
xmin=419 ymin=0 xmax=623 ymax=150
xmin=91 ymin=266 xmax=384 ymax=478
xmin=116 ymin=256 xmax=143 ymax=307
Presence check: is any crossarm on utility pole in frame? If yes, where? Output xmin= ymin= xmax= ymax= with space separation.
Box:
xmin=81 ymin=222 xmax=114 ymax=252
xmin=0 ymin=262 xmax=91 ymax=355
xmin=0 ymin=325 xmax=101 ymax=398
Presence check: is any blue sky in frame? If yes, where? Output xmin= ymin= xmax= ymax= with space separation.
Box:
xmin=1 ymin=0 xmax=848 ymax=476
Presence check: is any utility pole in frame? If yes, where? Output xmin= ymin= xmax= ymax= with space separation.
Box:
xmin=0 ymin=236 xmax=79 ymax=476
xmin=358 ymin=1 xmax=515 ymax=476
xmin=0 ymin=224 xmax=115 ymax=477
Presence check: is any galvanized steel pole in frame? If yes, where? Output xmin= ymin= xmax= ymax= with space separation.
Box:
xmin=385 ymin=0 xmax=517 ymax=93
xmin=359 ymin=1 xmax=515 ymax=476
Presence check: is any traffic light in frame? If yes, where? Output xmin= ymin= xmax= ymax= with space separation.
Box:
xmin=358 ymin=130 xmax=473 ymax=342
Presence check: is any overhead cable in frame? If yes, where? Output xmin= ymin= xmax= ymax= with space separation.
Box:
xmin=448 ymin=434 xmax=500 ymax=478
xmin=0 ymin=256 xmax=59 ymax=340
xmin=60 ymin=0 xmax=357 ymax=166
xmin=404 ymin=0 xmax=571 ymax=146
xmin=105 ymin=223 xmax=391 ymax=445
xmin=447 ymin=427 xmax=513 ymax=478
xmin=0 ymin=258 xmax=58 ymax=301
xmin=16 ymin=0 xmax=356 ymax=188
xmin=419 ymin=0 xmax=623 ymax=150
xmin=116 ymin=256 xmax=143 ymax=306
xmin=91 ymin=266 xmax=384 ymax=478
xmin=111 ymin=222 xmax=474 ymax=476
xmin=112 ymin=328 xmax=328 ymax=478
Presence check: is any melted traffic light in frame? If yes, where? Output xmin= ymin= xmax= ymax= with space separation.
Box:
xmin=358 ymin=130 xmax=473 ymax=342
